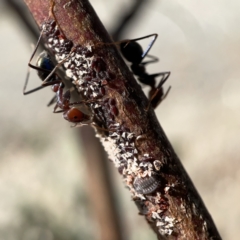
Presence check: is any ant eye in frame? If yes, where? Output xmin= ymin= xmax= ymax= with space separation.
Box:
xmin=64 ymin=108 xmax=84 ymax=122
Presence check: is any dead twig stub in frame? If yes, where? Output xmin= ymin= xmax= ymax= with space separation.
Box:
xmin=23 ymin=0 xmax=221 ymax=239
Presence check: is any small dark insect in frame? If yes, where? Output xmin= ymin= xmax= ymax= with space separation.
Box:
xmin=133 ymin=174 xmax=160 ymax=195
xmin=118 ymin=34 xmax=171 ymax=110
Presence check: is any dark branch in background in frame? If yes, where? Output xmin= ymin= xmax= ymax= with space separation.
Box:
xmin=111 ymin=0 xmax=147 ymax=40
xmin=22 ymin=0 xmax=222 ymax=239
xmin=5 ymin=0 xmax=39 ymax=40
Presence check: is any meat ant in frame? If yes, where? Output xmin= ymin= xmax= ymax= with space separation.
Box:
xmin=117 ymin=34 xmax=171 ymax=110
xmin=22 ymin=31 xmax=93 ymax=126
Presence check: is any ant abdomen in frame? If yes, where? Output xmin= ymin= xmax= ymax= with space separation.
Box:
xmin=63 ymin=107 xmax=90 ymax=123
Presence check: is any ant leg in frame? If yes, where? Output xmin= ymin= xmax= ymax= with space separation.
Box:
xmin=41 ymin=47 xmax=76 ymax=86
xmin=145 ymin=72 xmax=171 ymax=111
xmin=149 ymin=86 xmax=171 ymax=110
xmin=23 ymin=68 xmax=47 ymax=95
xmin=141 ymin=54 xmax=159 ymax=66
xmin=138 ymin=34 xmax=158 ymax=61
xmin=47 ymin=95 xmax=57 ymax=107
xmin=91 ymin=123 xmax=112 ymax=132
xmin=49 ymin=0 xmax=55 ymax=17
xmin=121 ymin=33 xmax=158 ymax=61
xmin=49 ymin=0 xmax=67 ymax=38
xmin=53 ymin=109 xmax=64 ymax=113
xmin=52 ymin=100 xmax=63 ymax=113
xmin=52 ymin=99 xmax=93 ymax=113
xmin=97 ymin=33 xmax=158 ymax=62
xmin=27 ymin=34 xmax=53 ymax=74
xmin=27 ymin=31 xmax=44 ymax=70
xmin=40 ymin=0 xmax=77 ymax=87
xmin=154 ymin=72 xmax=170 ymax=90
xmin=72 ymin=122 xmax=112 ymax=133
xmin=23 ymin=29 xmax=61 ymax=95
xmin=68 ymin=99 xmax=101 ymax=107
xmin=157 ymin=85 xmax=171 ymax=104
xmin=23 ymin=31 xmax=50 ymax=95
xmin=23 ymin=79 xmax=61 ymax=95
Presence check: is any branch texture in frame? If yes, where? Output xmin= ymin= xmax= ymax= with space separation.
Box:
xmin=23 ymin=0 xmax=221 ymax=239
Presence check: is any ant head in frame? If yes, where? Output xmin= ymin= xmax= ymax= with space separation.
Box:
xmin=36 ymin=51 xmax=55 ymax=81
xmin=63 ymin=107 xmax=90 ymax=123
xmin=120 ymin=41 xmax=143 ymax=64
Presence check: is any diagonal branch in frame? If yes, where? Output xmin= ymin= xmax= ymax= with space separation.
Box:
xmin=23 ymin=0 xmax=221 ymax=239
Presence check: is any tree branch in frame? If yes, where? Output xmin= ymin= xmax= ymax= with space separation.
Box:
xmin=23 ymin=0 xmax=222 ymax=239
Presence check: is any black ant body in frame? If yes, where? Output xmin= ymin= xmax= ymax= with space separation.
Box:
xmin=23 ymin=33 xmax=92 ymax=126
xmin=119 ymin=34 xmax=171 ymax=109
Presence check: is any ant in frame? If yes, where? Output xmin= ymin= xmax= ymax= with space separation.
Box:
xmin=117 ymin=34 xmax=171 ymax=110
xmin=22 ymin=32 xmax=93 ymax=126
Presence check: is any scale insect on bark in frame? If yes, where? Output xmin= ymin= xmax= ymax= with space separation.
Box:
xmin=133 ymin=174 xmax=161 ymax=195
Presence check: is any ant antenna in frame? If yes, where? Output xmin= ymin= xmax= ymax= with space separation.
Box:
xmin=23 ymin=31 xmax=48 ymax=95
xmin=41 ymin=47 xmax=76 ymax=86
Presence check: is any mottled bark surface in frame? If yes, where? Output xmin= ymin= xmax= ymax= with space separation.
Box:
xmin=23 ymin=0 xmax=221 ymax=239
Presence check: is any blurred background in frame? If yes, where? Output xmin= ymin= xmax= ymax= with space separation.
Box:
xmin=0 ymin=0 xmax=240 ymax=239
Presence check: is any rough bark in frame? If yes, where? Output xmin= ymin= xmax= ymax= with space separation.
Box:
xmin=23 ymin=0 xmax=222 ymax=239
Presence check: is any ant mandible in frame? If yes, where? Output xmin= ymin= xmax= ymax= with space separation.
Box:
xmin=118 ymin=34 xmax=171 ymax=110
xmin=22 ymin=31 xmax=92 ymax=126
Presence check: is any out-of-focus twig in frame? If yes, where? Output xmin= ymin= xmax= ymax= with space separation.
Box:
xmin=5 ymin=0 xmax=39 ymax=40
xmin=111 ymin=0 xmax=147 ymax=40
